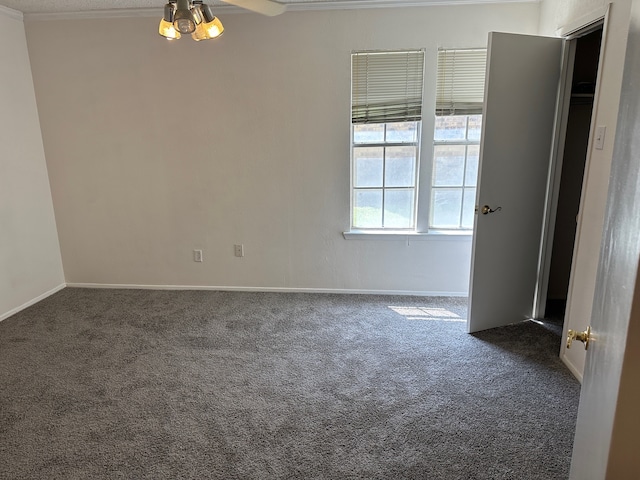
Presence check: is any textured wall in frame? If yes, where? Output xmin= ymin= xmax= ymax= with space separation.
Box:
xmin=25 ymin=3 xmax=538 ymax=294
xmin=538 ymin=0 xmax=608 ymax=34
xmin=0 ymin=8 xmax=65 ymax=320
xmin=0 ymin=7 xmax=64 ymax=319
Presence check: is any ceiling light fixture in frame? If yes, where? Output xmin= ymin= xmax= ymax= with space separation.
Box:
xmin=159 ymin=0 xmax=224 ymax=41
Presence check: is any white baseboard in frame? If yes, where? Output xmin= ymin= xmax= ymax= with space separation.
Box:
xmin=0 ymin=283 xmax=66 ymax=322
xmin=66 ymin=283 xmax=468 ymax=297
xmin=561 ymin=353 xmax=584 ymax=384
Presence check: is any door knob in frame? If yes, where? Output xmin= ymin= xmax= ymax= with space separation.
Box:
xmin=566 ymin=326 xmax=591 ymax=350
xmin=480 ymin=205 xmax=502 ymax=215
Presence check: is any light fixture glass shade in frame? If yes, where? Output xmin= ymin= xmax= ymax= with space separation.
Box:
xmin=191 ymin=16 xmax=224 ymax=41
xmin=159 ymin=3 xmax=181 ymax=39
xmin=204 ymin=17 xmax=224 ymax=38
xmin=159 ymin=18 xmax=181 ymax=39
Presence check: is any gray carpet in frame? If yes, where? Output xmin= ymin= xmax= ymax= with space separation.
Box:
xmin=0 ymin=288 xmax=580 ymax=479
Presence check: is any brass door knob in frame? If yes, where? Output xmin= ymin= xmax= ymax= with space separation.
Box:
xmin=481 ymin=205 xmax=502 ymax=215
xmin=567 ymin=326 xmax=591 ymax=350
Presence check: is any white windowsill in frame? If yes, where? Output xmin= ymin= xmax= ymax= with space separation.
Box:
xmin=342 ymin=229 xmax=473 ymax=240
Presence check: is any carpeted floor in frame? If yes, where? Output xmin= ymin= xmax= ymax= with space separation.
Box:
xmin=0 ymin=288 xmax=580 ymax=479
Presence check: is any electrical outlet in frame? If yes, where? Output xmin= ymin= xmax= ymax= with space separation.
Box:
xmin=194 ymin=249 xmax=203 ymax=262
xmin=234 ymin=244 xmax=244 ymax=257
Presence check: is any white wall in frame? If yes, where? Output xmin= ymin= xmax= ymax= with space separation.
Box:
xmin=539 ymin=0 xmax=632 ymax=377
xmin=24 ymin=3 xmax=538 ymax=295
xmin=0 ymin=7 xmax=65 ymax=321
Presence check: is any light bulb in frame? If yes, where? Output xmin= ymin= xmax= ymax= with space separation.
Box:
xmin=173 ymin=0 xmax=196 ymax=34
xmin=175 ymin=17 xmax=196 ymax=34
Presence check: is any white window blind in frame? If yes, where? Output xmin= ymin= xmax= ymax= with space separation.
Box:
xmin=351 ymin=50 xmax=425 ymax=125
xmin=436 ymin=48 xmax=487 ymax=116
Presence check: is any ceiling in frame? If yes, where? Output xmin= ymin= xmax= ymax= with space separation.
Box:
xmin=0 ymin=0 xmax=533 ymax=16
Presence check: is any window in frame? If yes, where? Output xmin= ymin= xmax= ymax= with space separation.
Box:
xmin=431 ymin=48 xmax=487 ymax=230
xmin=351 ymin=50 xmax=425 ymax=230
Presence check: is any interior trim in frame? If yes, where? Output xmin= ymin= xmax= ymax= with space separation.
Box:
xmin=0 ymin=283 xmax=66 ymax=322
xmin=561 ymin=354 xmax=584 ymax=384
xmin=24 ymin=0 xmax=539 ymax=21
xmin=0 ymin=4 xmax=23 ymax=20
xmin=556 ymin=2 xmax=610 ymax=37
xmin=66 ymin=282 xmax=468 ymax=297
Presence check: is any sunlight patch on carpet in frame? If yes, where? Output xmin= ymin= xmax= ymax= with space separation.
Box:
xmin=388 ymin=305 xmax=465 ymax=322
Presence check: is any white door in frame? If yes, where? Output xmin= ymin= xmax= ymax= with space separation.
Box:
xmin=468 ymin=32 xmax=563 ymax=333
xmin=570 ymin=0 xmax=640 ymax=474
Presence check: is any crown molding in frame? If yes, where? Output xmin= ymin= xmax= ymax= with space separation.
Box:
xmin=286 ymin=0 xmax=537 ymax=12
xmin=25 ymin=8 xmax=162 ymax=21
xmin=0 ymin=4 xmax=23 ymax=20
xmin=23 ymin=0 xmax=538 ymax=21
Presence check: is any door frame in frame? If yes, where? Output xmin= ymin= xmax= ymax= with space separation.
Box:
xmin=532 ymin=8 xmax=611 ymax=344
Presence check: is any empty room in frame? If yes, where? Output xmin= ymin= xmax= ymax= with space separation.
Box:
xmin=2 ymin=0 xmax=639 ymax=478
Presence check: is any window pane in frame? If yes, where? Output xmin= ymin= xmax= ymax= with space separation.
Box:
xmin=431 ymin=188 xmax=462 ymax=228
xmin=462 ymin=188 xmax=476 ymax=229
xmin=385 ymin=146 xmax=416 ymax=187
xmin=465 ymin=145 xmax=480 ymax=187
xmin=354 ymin=190 xmax=383 ymax=228
xmin=353 ymin=124 xmax=384 ymax=143
xmin=384 ymin=189 xmax=414 ymax=228
xmin=354 ymin=147 xmax=383 ymax=187
xmin=467 ymin=115 xmax=483 ymax=141
xmin=386 ymin=122 xmax=418 ymax=143
xmin=434 ymin=115 xmax=466 ymax=141
xmin=433 ymin=145 xmax=465 ymax=186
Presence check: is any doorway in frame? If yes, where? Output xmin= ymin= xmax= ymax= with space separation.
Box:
xmin=538 ymin=26 xmax=603 ymax=329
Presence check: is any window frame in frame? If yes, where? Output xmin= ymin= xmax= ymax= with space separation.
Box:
xmin=350 ymin=121 xmax=422 ymax=231
xmin=346 ymin=48 xmax=486 ymax=238
xmin=429 ymin=114 xmax=482 ymax=231
xmin=428 ymin=47 xmax=487 ymax=232
xmin=349 ymin=49 xmax=426 ymax=233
